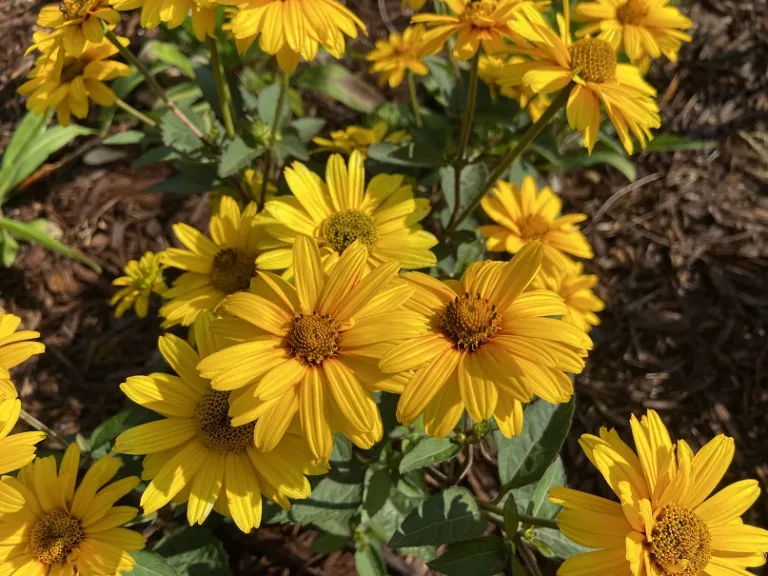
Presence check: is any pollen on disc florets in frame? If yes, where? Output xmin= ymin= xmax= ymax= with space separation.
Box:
xmin=442 ymin=292 xmax=501 ymax=351
xmin=518 ymin=214 xmax=551 ymax=241
xmin=569 ymin=38 xmax=618 ymax=84
xmin=31 ymin=509 xmax=85 ymax=565
xmin=60 ymin=0 xmax=86 ymax=20
xmin=288 ymin=313 xmax=340 ymax=364
xmin=194 ymin=390 xmax=255 ymax=453
xmin=617 ymin=0 xmax=651 ymax=24
xmin=211 ymin=248 xmax=256 ymax=294
xmin=323 ymin=210 xmax=378 ymax=253
xmin=462 ymin=0 xmax=497 ymax=27
xmin=650 ymin=505 xmax=712 ymax=576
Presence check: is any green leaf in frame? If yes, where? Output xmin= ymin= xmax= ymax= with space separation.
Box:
xmin=1 ymin=110 xmax=47 ymax=170
xmin=0 ymin=231 xmax=19 ymax=267
xmin=644 ymin=133 xmax=715 ymax=152
xmin=528 ymin=457 xmax=566 ymax=519
xmin=83 ymin=147 xmax=130 ymax=166
xmin=218 ymin=137 xmax=264 ymax=177
xmin=399 ymin=437 xmax=461 ymax=473
xmin=427 ymin=536 xmax=507 ymax=576
xmin=130 ymin=551 xmax=179 ymax=576
xmin=546 ymin=150 xmax=637 ymax=182
xmin=104 ymin=130 xmax=147 ymax=145
xmin=496 ymin=397 xmax=574 ymax=489
xmin=289 ymin=117 xmax=326 ymax=143
xmin=355 ymin=543 xmax=386 ymax=576
xmin=147 ymin=162 xmax=218 ymax=195
xmin=147 ymin=41 xmax=196 ymax=78
xmin=533 ymin=528 xmax=593 ymax=559
xmin=439 ymin=163 xmax=488 ymax=228
xmin=364 ymin=466 xmax=392 ymax=517
xmin=455 ymin=235 xmax=485 ymax=277
xmin=367 ymin=142 xmax=444 ymax=168
xmin=295 ymin=64 xmax=384 ymax=113
xmin=0 ymin=217 xmax=101 ymax=273
xmin=311 ymin=533 xmax=350 ymax=554
xmin=277 ymin=132 xmax=309 ymax=162
xmin=154 ymin=526 xmax=231 ymax=576
xmin=389 ymin=487 xmax=487 ymax=548
xmin=258 ymin=82 xmax=291 ymax=127
xmin=132 ymin=146 xmax=180 ymax=168
xmin=160 ymin=107 xmax=205 ymax=154
xmin=422 ymin=56 xmax=456 ymax=107
xmin=503 ymin=492 xmax=519 ymax=537
xmin=90 ymin=407 xmax=155 ymax=453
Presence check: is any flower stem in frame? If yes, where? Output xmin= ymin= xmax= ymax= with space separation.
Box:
xmin=208 ymin=36 xmax=236 ymax=139
xmin=445 ymin=82 xmax=574 ymax=234
xmin=407 ymin=71 xmax=423 ymax=128
xmin=115 ymin=98 xmax=157 ymax=128
xmin=260 ymin=69 xmax=290 ymax=210
xmin=476 ymin=500 xmax=559 ymax=531
xmin=19 ymin=408 xmax=70 ymax=448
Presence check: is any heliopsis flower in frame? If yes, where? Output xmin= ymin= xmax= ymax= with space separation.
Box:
xmin=33 ymin=0 xmax=120 ymax=56
xmin=111 ymin=0 xmax=217 ymax=41
xmin=18 ymin=37 xmax=131 ymax=126
xmin=312 ymin=122 xmax=410 ymax=157
xmin=575 ymin=0 xmax=693 ymax=67
xmin=478 ymin=176 xmax=593 ymax=272
xmin=531 ymin=262 xmax=604 ymax=332
xmin=262 ymin=151 xmax=437 ymax=272
xmin=0 ymin=312 xmax=45 ymax=380
xmin=478 ymin=54 xmax=551 ymax=121
xmin=197 ymin=236 xmax=420 ymax=461
xmin=366 ymin=26 xmax=432 ymax=88
xmin=550 ymin=409 xmax=768 ymax=576
xmin=111 ymin=251 xmax=167 ymax=319
xmin=226 ymin=0 xmax=367 ymax=73
xmin=502 ymin=13 xmax=661 ymax=154
xmin=115 ymin=313 xmax=327 ymax=532
xmin=0 ymin=381 xmax=46 ymax=514
xmin=0 ymin=443 xmax=146 ymax=575
xmin=379 ymin=242 xmax=592 ymax=439
xmin=159 ymin=195 xmax=277 ymax=328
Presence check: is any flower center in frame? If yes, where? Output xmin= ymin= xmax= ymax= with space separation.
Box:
xmin=60 ymin=58 xmax=85 ymax=83
xmin=650 ymin=505 xmax=712 ymax=576
xmin=60 ymin=0 xmax=86 ymax=20
xmin=617 ymin=0 xmax=650 ymax=24
xmin=462 ymin=0 xmax=497 ymax=27
xmin=442 ymin=292 xmax=501 ymax=351
xmin=569 ymin=38 xmax=617 ymax=83
xmin=31 ymin=509 xmax=84 ymax=565
xmin=323 ymin=210 xmax=378 ymax=253
xmin=211 ymin=248 xmax=255 ymax=294
xmin=194 ymin=390 xmax=255 ymax=453
xmin=518 ymin=214 xmax=551 ymax=241
xmin=288 ymin=313 xmax=340 ymax=364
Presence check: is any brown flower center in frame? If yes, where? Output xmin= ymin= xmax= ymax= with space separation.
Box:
xmin=650 ymin=505 xmax=712 ymax=576
xmin=211 ymin=248 xmax=255 ymax=294
xmin=617 ymin=0 xmax=651 ymax=24
xmin=60 ymin=58 xmax=85 ymax=83
xmin=60 ymin=0 xmax=86 ymax=20
xmin=442 ymin=292 xmax=501 ymax=351
xmin=323 ymin=210 xmax=378 ymax=254
xmin=462 ymin=0 xmax=497 ymax=27
xmin=569 ymin=38 xmax=617 ymax=83
xmin=31 ymin=509 xmax=84 ymax=565
xmin=194 ymin=390 xmax=255 ymax=453
xmin=288 ymin=313 xmax=340 ymax=364
xmin=518 ymin=214 xmax=551 ymax=241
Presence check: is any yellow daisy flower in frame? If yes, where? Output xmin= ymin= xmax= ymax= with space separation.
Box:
xmin=0 ymin=312 xmax=45 ymax=380
xmin=33 ymin=0 xmax=120 ymax=56
xmin=18 ymin=37 xmax=131 ymax=127
xmin=197 ymin=235 xmax=420 ymax=461
xmin=312 ymin=122 xmax=410 ymax=157
xmin=550 ymin=409 xmax=768 ymax=576
xmin=402 ymin=0 xmax=427 ymax=10
xmin=478 ymin=175 xmax=593 ymax=272
xmin=531 ymin=262 xmax=604 ymax=333
xmin=110 ymin=251 xmax=167 ymax=319
xmin=0 ymin=443 xmax=146 ymax=575
xmin=226 ymin=0 xmax=367 ymax=73
xmin=115 ymin=312 xmax=326 ymax=532
xmin=159 ymin=195 xmax=277 ymax=328
xmin=379 ymin=242 xmax=592 ymax=439
xmin=366 ymin=25 xmax=432 ymax=89
xmin=262 ymin=151 xmax=438 ymax=272
xmin=574 ymin=0 xmax=693 ymax=66
xmin=478 ymin=54 xmax=551 ymax=121
xmin=111 ymin=0 xmax=218 ymax=41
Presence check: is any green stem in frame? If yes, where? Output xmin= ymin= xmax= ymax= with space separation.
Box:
xmin=407 ymin=71 xmax=423 ymax=128
xmin=445 ymin=83 xmax=574 ymax=235
xmin=19 ymin=408 xmax=70 ymax=448
xmin=477 ymin=500 xmax=559 ymax=531
xmin=260 ymin=69 xmax=290 ymax=209
xmin=208 ymin=37 xmax=236 ymax=139
xmin=115 ymin=98 xmax=157 ymax=128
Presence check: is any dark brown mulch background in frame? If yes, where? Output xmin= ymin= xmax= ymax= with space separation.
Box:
xmin=1 ymin=0 xmax=766 ymax=573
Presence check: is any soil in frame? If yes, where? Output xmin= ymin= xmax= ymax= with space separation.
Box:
xmin=0 ymin=0 xmax=766 ymax=573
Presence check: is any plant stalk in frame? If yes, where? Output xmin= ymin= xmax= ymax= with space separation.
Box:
xmin=208 ymin=36 xmax=236 ymax=139
xmin=407 ymin=71 xmax=423 ymax=128
xmin=115 ymin=98 xmax=157 ymax=128
xmin=19 ymin=408 xmax=70 ymax=448
xmin=476 ymin=500 xmax=559 ymax=531
xmin=260 ymin=69 xmax=290 ymax=209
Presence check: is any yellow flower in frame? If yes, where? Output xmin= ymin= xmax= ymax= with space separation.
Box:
xmin=379 ymin=242 xmax=592 ymax=439
xmin=159 ymin=195 xmax=277 ymax=328
xmin=478 ymin=54 xmax=551 ymax=121
xmin=366 ymin=25 xmax=432 ymax=88
xmin=262 ymin=151 xmax=437 ymax=272
xmin=242 ymin=168 xmax=277 ymax=200
xmin=226 ymin=0 xmax=367 ymax=73
xmin=531 ymin=262 xmax=604 ymax=332
xmin=0 ymin=443 xmax=146 ymax=575
xmin=115 ymin=313 xmax=326 ymax=532
xmin=18 ymin=37 xmax=131 ymax=126
xmin=33 ymin=0 xmax=120 ymax=56
xmin=0 ymin=381 xmax=46 ymax=514
xmin=0 ymin=312 xmax=45 ymax=380
xmin=502 ymin=12 xmax=661 ymax=154
xmin=550 ymin=409 xmax=768 ymax=576
xmin=110 ymin=251 xmax=167 ymax=319
xmin=110 ymin=0 xmax=218 ymax=41
xmin=478 ymin=176 xmax=593 ymax=272
xmin=197 ymin=236 xmax=420 ymax=461
xmin=312 ymin=122 xmax=410 ymax=157
xmin=402 ymin=0 xmax=427 ymax=10
xmin=574 ymin=0 xmax=693 ymax=66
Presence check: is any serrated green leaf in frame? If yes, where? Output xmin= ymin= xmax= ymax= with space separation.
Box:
xmin=355 ymin=543 xmax=386 ymax=576
xmin=277 ymin=132 xmax=309 ymax=162
xmin=130 ymin=551 xmax=179 ymax=576
xmin=533 ymin=528 xmax=593 ymax=559
xmin=427 ymin=536 xmax=507 ymax=576
xmin=295 ymin=64 xmax=384 ymax=113
xmin=258 ymin=82 xmax=291 ymax=127
xmin=399 ymin=437 xmax=461 ymax=473
xmin=104 ymin=130 xmax=147 ymax=145
xmin=160 ymin=107 xmax=205 ymax=154
xmin=644 ymin=133 xmax=715 ymax=152
xmin=289 ymin=117 xmax=326 ymax=143
xmin=218 ymin=137 xmax=263 ymax=177
xmin=528 ymin=457 xmax=565 ymax=519
xmin=154 ymin=525 xmax=231 ymax=576
xmin=363 ymin=466 xmax=392 ymax=517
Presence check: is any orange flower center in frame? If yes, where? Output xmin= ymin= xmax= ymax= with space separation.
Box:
xmin=323 ymin=210 xmax=378 ymax=253
xmin=194 ymin=390 xmax=254 ymax=453
xmin=442 ymin=292 xmax=501 ymax=351
xmin=569 ymin=38 xmax=617 ymax=83
xmin=518 ymin=214 xmax=551 ymax=241
xmin=31 ymin=509 xmax=84 ymax=565
xmin=461 ymin=0 xmax=497 ymax=28
xmin=288 ymin=313 xmax=340 ymax=364
xmin=617 ymin=0 xmax=651 ymax=24
xmin=211 ymin=248 xmax=256 ymax=294
xmin=650 ymin=505 xmax=712 ymax=576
